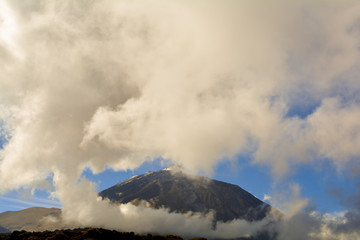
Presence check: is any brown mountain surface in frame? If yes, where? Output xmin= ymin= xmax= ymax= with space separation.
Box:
xmin=0 ymin=207 xmax=65 ymax=232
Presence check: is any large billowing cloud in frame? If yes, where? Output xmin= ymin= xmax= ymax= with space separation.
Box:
xmin=1 ymin=0 xmax=360 ymax=238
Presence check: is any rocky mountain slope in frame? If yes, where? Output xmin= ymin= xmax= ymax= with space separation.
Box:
xmin=100 ymin=166 xmax=271 ymax=222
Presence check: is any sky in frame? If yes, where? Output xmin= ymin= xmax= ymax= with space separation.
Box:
xmin=1 ymin=0 xmax=360 ymax=239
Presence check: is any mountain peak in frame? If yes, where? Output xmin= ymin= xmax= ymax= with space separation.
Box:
xmin=100 ymin=168 xmax=271 ymax=222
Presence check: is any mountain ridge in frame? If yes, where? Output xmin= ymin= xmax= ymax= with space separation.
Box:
xmin=0 ymin=207 xmax=63 ymax=232
xmin=100 ymin=167 xmax=271 ymax=222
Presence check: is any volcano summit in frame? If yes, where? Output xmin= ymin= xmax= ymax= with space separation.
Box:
xmin=100 ymin=166 xmax=271 ymax=222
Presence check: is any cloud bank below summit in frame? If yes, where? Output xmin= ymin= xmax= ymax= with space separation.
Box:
xmin=1 ymin=0 xmax=360 ymax=238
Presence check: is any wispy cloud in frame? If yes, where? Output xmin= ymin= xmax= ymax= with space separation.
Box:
xmin=0 ymin=196 xmax=62 ymax=209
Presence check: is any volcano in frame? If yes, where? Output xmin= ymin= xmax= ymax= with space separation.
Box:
xmin=100 ymin=165 xmax=271 ymax=222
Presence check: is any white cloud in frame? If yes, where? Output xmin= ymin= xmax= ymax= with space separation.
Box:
xmin=0 ymin=195 xmax=62 ymax=209
xmin=263 ymin=194 xmax=272 ymax=202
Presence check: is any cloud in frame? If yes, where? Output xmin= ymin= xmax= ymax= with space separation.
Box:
xmin=0 ymin=196 xmax=61 ymax=209
xmin=56 ymin=177 xmax=274 ymax=238
xmin=263 ymin=194 xmax=272 ymax=202
xmin=323 ymin=184 xmax=360 ymax=238
xmin=0 ymin=0 xmax=360 ymax=238
xmin=258 ymin=186 xmax=360 ymax=240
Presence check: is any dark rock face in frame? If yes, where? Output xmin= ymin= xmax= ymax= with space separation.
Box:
xmin=100 ymin=167 xmax=271 ymax=222
xmin=0 ymin=228 xmax=186 ymax=240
